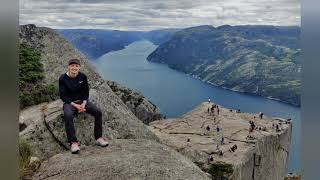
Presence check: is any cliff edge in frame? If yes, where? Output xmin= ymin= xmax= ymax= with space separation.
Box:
xmin=149 ymin=102 xmax=292 ymax=180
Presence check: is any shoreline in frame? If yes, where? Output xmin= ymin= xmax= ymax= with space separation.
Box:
xmin=148 ymin=60 xmax=300 ymax=107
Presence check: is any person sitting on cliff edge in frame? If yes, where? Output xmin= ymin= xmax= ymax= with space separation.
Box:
xmin=59 ymin=58 xmax=109 ymax=154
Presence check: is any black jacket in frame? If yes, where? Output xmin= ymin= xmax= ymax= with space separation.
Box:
xmin=59 ymin=72 xmax=89 ymax=104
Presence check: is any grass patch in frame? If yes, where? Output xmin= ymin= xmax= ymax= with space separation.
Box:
xmin=19 ymin=138 xmax=41 ymax=179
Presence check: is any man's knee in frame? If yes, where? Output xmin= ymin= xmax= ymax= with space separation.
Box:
xmin=93 ymin=108 xmax=102 ymax=117
xmin=86 ymin=102 xmax=102 ymax=115
xmin=97 ymin=108 xmax=102 ymax=115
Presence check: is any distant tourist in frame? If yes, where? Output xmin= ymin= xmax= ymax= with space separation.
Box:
xmin=247 ymin=135 xmax=254 ymax=140
xmin=206 ymin=125 xmax=210 ymax=131
xmin=208 ymin=155 xmax=214 ymax=163
xmin=211 ymin=106 xmax=215 ymax=114
xmin=249 ymin=121 xmax=255 ymax=133
xmin=208 ymin=98 xmax=211 ymax=103
xmin=276 ymin=124 xmax=280 ymax=132
xmin=230 ymin=144 xmax=238 ymax=152
xmin=216 ymin=125 xmax=220 ymax=133
xmin=236 ymin=109 xmax=241 ymax=113
xmin=259 ymin=112 xmax=264 ymax=119
xmin=221 ymin=136 xmax=225 ymax=145
xmin=207 ymin=107 xmax=210 ymax=113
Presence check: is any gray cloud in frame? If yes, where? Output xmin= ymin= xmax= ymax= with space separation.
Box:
xmin=19 ymin=0 xmax=300 ymax=31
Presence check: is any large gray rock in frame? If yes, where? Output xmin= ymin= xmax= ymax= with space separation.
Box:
xmin=19 ymin=101 xmax=66 ymax=161
xmin=149 ymin=102 xmax=292 ymax=180
xmin=33 ymin=139 xmax=210 ymax=180
xmin=107 ymin=80 xmax=164 ymax=124
xmin=19 ymin=100 xmax=115 ymax=160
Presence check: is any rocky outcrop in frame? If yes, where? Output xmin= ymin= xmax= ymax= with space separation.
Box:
xmin=19 ymin=24 xmax=158 ymax=141
xmin=32 ymin=139 xmax=210 ymax=180
xmin=20 ymin=24 xmax=163 ymax=127
xmin=20 ymin=100 xmax=112 ymax=160
xmin=19 ymin=24 xmax=162 ymax=161
xmin=149 ymin=102 xmax=292 ymax=180
xmin=107 ymin=80 xmax=164 ymax=124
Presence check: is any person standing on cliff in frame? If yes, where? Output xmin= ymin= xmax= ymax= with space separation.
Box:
xmin=59 ymin=58 xmax=109 ymax=154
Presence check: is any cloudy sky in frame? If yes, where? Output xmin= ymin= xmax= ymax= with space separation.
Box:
xmin=20 ymin=0 xmax=300 ymax=31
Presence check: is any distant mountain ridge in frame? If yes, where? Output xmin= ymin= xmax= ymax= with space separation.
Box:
xmin=147 ymin=25 xmax=301 ymax=106
xmin=57 ymin=28 xmax=179 ymax=60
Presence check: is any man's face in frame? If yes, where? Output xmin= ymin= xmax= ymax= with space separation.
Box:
xmin=68 ymin=63 xmax=80 ymax=75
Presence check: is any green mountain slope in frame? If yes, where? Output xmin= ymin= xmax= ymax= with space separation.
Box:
xmin=147 ymin=25 xmax=301 ymax=106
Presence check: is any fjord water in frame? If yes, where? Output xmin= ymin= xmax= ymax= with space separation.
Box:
xmin=93 ymin=40 xmax=301 ymax=173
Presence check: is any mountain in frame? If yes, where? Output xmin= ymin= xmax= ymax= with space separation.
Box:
xmin=57 ymin=29 xmax=143 ymax=60
xmin=143 ymin=28 xmax=180 ymax=45
xmin=147 ymin=25 xmax=301 ymax=106
xmin=18 ymin=24 xmax=210 ymax=180
xmin=57 ymin=28 xmax=179 ymax=60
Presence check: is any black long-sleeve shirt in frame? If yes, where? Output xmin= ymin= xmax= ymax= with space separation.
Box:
xmin=59 ymin=72 xmax=89 ymax=104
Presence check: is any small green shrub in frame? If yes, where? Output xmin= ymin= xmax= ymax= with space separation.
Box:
xmin=208 ymin=161 xmax=233 ymax=180
xmin=19 ymin=43 xmax=59 ymax=109
xmin=19 ymin=138 xmax=41 ymax=179
xmin=19 ymin=138 xmax=31 ymax=169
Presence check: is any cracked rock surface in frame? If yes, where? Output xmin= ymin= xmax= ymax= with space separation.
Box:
xmin=149 ymin=102 xmax=292 ymax=180
xmin=32 ymin=139 xmax=210 ymax=180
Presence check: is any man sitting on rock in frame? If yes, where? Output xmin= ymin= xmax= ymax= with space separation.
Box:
xmin=59 ymin=58 xmax=109 ymax=154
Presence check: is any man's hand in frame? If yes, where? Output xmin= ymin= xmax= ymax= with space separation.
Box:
xmin=79 ymin=101 xmax=87 ymax=112
xmin=71 ymin=102 xmax=86 ymax=113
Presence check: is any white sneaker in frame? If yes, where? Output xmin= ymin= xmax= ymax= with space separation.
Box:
xmin=71 ymin=142 xmax=80 ymax=154
xmin=95 ymin=137 xmax=109 ymax=147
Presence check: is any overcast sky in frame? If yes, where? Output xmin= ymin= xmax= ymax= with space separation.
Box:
xmin=20 ymin=0 xmax=300 ymax=31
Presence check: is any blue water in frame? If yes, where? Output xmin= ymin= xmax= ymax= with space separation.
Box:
xmin=93 ymin=40 xmax=301 ymax=173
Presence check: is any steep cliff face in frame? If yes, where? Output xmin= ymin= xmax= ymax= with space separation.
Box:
xmin=231 ymin=123 xmax=291 ymax=180
xmin=149 ymin=102 xmax=292 ymax=180
xmin=107 ymin=80 xmax=164 ymax=124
